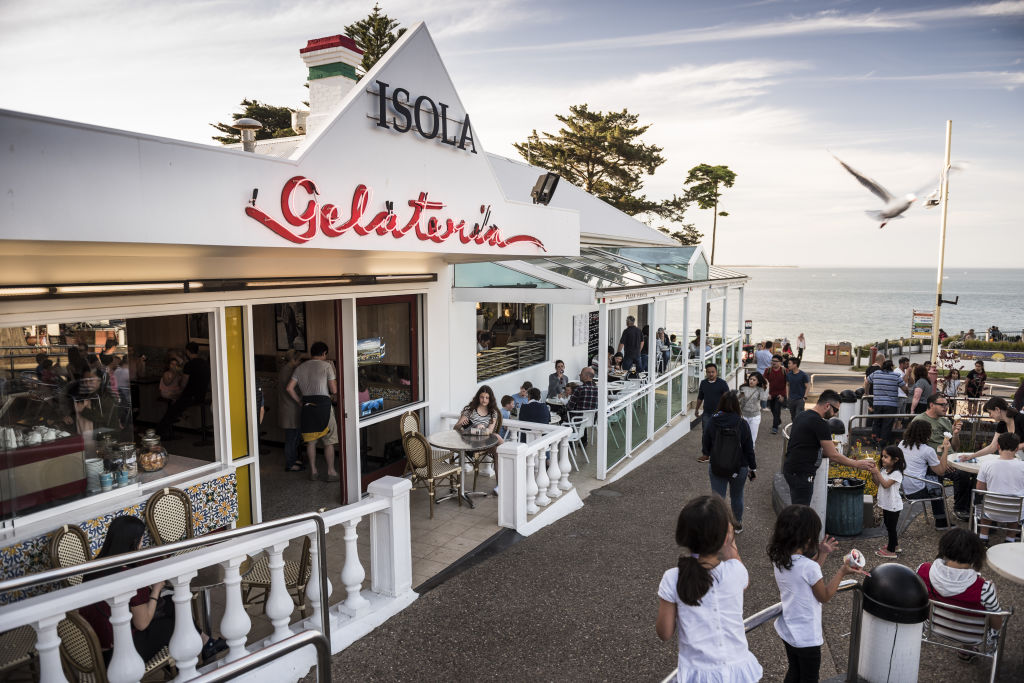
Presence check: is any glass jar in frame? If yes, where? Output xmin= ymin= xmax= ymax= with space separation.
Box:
xmin=138 ymin=429 xmax=167 ymax=472
xmin=118 ymin=442 xmax=138 ymax=478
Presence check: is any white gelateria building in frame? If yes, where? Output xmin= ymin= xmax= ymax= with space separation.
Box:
xmin=0 ymin=23 xmax=748 ymax=680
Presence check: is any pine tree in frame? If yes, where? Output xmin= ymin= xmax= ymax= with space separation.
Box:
xmin=210 ymin=99 xmax=296 ymax=145
xmin=513 ymin=104 xmax=666 ymax=216
xmin=682 ymin=164 xmax=736 ymax=263
xmin=344 ymin=3 xmax=406 ymax=75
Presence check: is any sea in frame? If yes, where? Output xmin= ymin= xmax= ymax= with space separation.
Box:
xmin=677 ymin=267 xmax=1024 ymax=362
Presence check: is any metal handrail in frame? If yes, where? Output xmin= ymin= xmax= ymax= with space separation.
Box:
xmin=191 ymin=630 xmax=331 ymax=683
xmin=658 ymin=580 xmax=857 ymax=683
xmin=0 ymin=511 xmax=332 ymax=648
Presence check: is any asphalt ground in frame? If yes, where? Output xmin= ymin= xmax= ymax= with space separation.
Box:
xmin=321 ymin=409 xmax=1024 ymax=682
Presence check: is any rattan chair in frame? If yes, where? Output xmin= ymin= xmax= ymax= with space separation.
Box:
xmin=399 ymin=410 xmax=421 ymax=436
xmin=403 ymin=432 xmax=462 ymax=518
xmin=0 ymin=626 xmax=38 ymax=682
xmin=58 ymin=611 xmax=175 ymax=682
xmin=969 ymin=489 xmax=1024 ymax=541
xmin=144 ymin=487 xmax=194 ymax=546
xmin=921 ymin=600 xmax=1013 ymax=683
xmin=48 ymin=524 xmax=92 ymax=587
xmin=240 ymin=535 xmax=312 ymax=617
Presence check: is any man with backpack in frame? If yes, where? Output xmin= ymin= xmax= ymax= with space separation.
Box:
xmin=702 ymin=392 xmax=757 ymax=533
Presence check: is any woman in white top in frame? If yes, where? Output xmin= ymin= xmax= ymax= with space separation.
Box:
xmin=738 ymin=372 xmax=768 ymax=446
xmin=796 ymin=333 xmax=806 ymax=361
xmin=656 ymin=495 xmax=762 ymax=683
xmin=899 ymin=420 xmax=953 ymax=528
xmin=768 ymin=505 xmax=866 ymax=683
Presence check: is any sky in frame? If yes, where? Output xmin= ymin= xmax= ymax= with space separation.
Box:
xmin=1 ymin=0 xmax=1022 ymax=267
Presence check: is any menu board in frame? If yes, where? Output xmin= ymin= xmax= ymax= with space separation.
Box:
xmin=587 ymin=310 xmax=600 ymax=359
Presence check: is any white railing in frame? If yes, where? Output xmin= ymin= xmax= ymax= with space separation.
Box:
xmin=439 ymin=413 xmax=580 ymax=536
xmin=0 ymin=476 xmax=415 ymax=683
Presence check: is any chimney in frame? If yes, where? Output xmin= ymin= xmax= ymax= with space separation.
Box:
xmin=300 ymin=35 xmax=363 ymax=137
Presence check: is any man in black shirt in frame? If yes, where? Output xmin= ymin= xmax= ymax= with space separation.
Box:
xmin=784 ymin=390 xmax=876 ymax=505
xmin=617 ymin=315 xmax=644 ymax=377
xmin=694 ymin=362 xmax=730 ymax=462
xmin=158 ymin=342 xmax=210 ymax=438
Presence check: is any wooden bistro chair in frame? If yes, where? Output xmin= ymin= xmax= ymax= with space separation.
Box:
xmin=921 ymin=600 xmax=1013 ymax=682
xmin=58 ymin=612 xmax=175 ymax=683
xmin=240 ymin=536 xmax=312 ymax=618
xmin=0 ymin=626 xmax=38 ymax=682
xmin=144 ymin=487 xmax=194 ymax=547
xmin=403 ymin=432 xmax=462 ymax=519
xmin=48 ymin=524 xmax=92 ymax=587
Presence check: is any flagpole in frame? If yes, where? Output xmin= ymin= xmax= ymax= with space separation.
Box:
xmin=929 ymin=120 xmax=953 ymax=366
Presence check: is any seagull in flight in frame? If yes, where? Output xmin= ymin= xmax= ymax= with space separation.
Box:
xmin=832 ymin=154 xmax=948 ymax=229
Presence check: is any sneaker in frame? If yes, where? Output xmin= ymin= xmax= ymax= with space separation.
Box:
xmin=201 ymin=637 xmax=227 ymax=664
xmin=734 ymin=522 xmax=743 ymax=534
xmin=895 ymin=546 xmax=903 ymax=553
xmin=876 ymin=548 xmax=898 ymax=558
xmin=771 ymin=428 xmax=778 ymax=435
xmin=697 ymin=455 xmax=710 ymax=463
xmin=953 ymin=510 xmax=970 ymax=522
xmin=492 ymin=486 xmax=499 ymax=496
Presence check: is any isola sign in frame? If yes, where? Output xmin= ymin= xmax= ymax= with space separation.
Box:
xmin=373 ymin=81 xmax=476 ymax=154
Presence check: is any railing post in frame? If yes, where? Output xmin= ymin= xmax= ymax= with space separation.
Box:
xmin=534 ymin=441 xmax=551 ymax=507
xmin=340 ymin=518 xmax=370 ymax=615
xmin=264 ymin=542 xmax=294 ymax=643
xmin=525 ymin=449 xmax=539 ymax=515
xmin=547 ymin=438 xmax=562 ymax=498
xmin=497 ymin=442 xmax=526 ymax=530
xmin=33 ymin=615 xmax=67 ymax=683
xmin=219 ymin=557 xmax=252 ymax=663
xmin=169 ymin=570 xmax=204 ymax=677
xmin=107 ymin=591 xmax=146 ymax=683
xmin=305 ymin=530 xmax=332 ymax=631
xmin=368 ymin=476 xmax=413 ymax=598
xmin=557 ymin=435 xmax=572 ymax=492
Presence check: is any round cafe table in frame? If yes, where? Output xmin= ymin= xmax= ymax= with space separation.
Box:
xmin=948 ymin=453 xmax=1000 ymax=475
xmin=550 ymin=413 xmax=561 ymax=424
xmin=986 ymin=542 xmax=1024 ymax=585
xmin=427 ymin=429 xmax=499 ymax=509
xmin=546 ymin=397 xmax=567 ymax=407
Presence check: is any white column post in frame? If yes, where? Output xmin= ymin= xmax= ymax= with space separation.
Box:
xmin=647 ymin=301 xmax=656 ymax=439
xmin=534 ymin=439 xmax=551 ymax=507
xmin=305 ymin=530 xmax=332 ymax=631
xmin=369 ymin=476 xmax=413 ymax=598
xmin=497 ymin=442 xmax=526 ymax=530
xmin=683 ymin=292 xmax=691 ymax=411
xmin=340 ymin=518 xmax=370 ymax=615
xmin=169 ymin=571 xmax=203 ymax=677
xmin=524 ymin=449 xmax=539 ymax=515
xmin=557 ymin=435 xmax=572 ymax=491
xmin=220 ymin=557 xmax=252 ymax=663
xmin=264 ymin=542 xmax=294 ymax=643
xmin=548 ymin=438 xmax=563 ymax=497
xmin=33 ymin=615 xmax=67 ymax=683
xmin=699 ymin=289 xmax=708 ymax=370
xmin=106 ymin=592 xmax=146 ymax=683
xmin=597 ymin=302 xmax=609 ymax=479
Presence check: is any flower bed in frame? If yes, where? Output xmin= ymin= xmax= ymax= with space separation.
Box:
xmin=828 ymin=443 xmax=880 ymax=497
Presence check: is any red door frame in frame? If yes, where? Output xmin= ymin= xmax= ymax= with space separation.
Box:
xmin=354 ymin=294 xmax=421 ymax=491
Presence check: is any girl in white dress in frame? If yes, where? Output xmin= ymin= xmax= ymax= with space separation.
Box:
xmin=656 ymin=495 xmax=762 ymax=683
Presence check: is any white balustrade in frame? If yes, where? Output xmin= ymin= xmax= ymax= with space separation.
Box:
xmin=169 ymin=571 xmax=203 ymax=678
xmin=107 ymin=591 xmax=145 ymax=683
xmin=340 ymin=519 xmax=369 ymax=615
xmin=534 ymin=444 xmax=551 ymax=507
xmin=33 ymin=615 xmax=65 ymax=683
xmin=557 ymin=437 xmax=572 ymax=491
xmin=524 ymin=450 xmax=539 ymax=514
xmin=264 ymin=542 xmax=294 ymax=643
xmin=219 ymin=556 xmax=251 ymax=663
xmin=547 ymin=440 xmax=562 ymax=498
xmin=305 ymin=531 xmax=332 ymax=629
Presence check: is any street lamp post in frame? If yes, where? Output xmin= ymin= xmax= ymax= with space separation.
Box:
xmin=929 ymin=120 xmax=953 ymax=369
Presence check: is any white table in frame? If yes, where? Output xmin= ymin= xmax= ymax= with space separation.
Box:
xmin=546 ymin=397 xmax=568 ymax=407
xmin=427 ymin=429 xmax=499 ymax=508
xmin=948 ymin=453 xmax=1000 ymax=475
xmin=550 ymin=413 xmax=561 ymax=424
xmin=986 ymin=543 xmax=1024 ymax=585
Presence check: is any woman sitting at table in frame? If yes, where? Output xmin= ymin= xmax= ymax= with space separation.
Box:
xmin=547 ymin=359 xmax=568 ymax=399
xmin=456 ymin=385 xmax=505 ymax=494
xmin=79 ymin=516 xmax=225 ymax=666
xmin=965 ymin=397 xmax=1024 ymax=459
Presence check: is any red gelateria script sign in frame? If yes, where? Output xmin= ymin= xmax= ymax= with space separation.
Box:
xmin=246 ymin=176 xmax=546 ymax=251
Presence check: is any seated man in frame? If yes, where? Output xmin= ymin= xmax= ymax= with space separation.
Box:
xmin=517 ymin=387 xmax=551 ymax=443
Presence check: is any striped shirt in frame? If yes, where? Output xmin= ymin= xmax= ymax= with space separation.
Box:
xmin=869 ymin=370 xmax=903 ymax=407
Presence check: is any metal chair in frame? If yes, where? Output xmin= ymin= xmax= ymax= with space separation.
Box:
xmin=921 ymin=600 xmax=1013 ymax=683
xmin=240 ymin=535 xmax=312 ymax=617
xmin=144 ymin=487 xmax=194 ymax=546
xmin=899 ymin=473 xmax=951 ymax=534
xmin=48 ymin=524 xmax=92 ymax=587
xmin=566 ymin=410 xmax=594 ymax=470
xmin=403 ymin=432 xmax=462 ymax=518
xmin=57 ymin=611 xmax=175 ymax=682
xmin=969 ymin=489 xmax=1024 ymax=541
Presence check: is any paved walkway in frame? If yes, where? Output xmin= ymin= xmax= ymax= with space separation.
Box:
xmin=323 ymin=416 xmax=1024 ymax=681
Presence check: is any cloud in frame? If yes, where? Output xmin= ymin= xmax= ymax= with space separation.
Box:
xmin=455 ymin=1 xmax=1024 ymax=55
xmin=828 ymin=70 xmax=1024 ymax=91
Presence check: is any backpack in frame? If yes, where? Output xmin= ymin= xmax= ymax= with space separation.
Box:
xmin=710 ymin=423 xmax=743 ymax=478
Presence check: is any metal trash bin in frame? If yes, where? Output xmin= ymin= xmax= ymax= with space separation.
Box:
xmin=856 ymin=563 xmax=930 ymax=682
xmin=826 ymin=477 xmax=864 ymax=536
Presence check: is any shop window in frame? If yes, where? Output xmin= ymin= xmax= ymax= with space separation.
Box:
xmin=1 ymin=314 xmax=217 ymax=522
xmin=476 ymin=303 xmax=548 ymax=381
xmin=356 ymin=296 xmax=421 ymax=416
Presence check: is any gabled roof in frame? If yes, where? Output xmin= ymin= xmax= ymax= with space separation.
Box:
xmin=486 ymin=154 xmax=677 ymax=248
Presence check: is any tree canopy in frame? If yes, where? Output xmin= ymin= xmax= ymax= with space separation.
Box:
xmin=344 ymin=3 xmax=406 ymax=75
xmin=513 ymin=104 xmax=666 ymax=216
xmin=654 ymin=194 xmax=703 ymax=245
xmin=210 ymin=99 xmax=296 ymax=145
xmin=683 ymin=164 xmax=736 ymax=263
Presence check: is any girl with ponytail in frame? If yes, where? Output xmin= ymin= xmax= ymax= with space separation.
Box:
xmin=655 ymin=495 xmax=763 ymax=682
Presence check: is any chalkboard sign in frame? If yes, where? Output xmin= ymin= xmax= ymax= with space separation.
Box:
xmin=587 ymin=310 xmax=600 ymax=360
